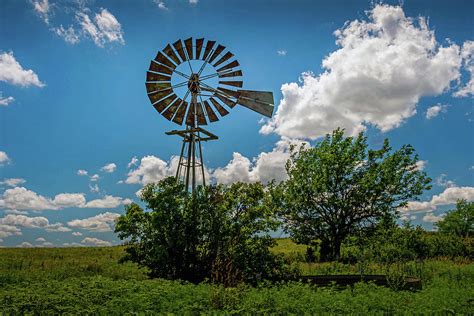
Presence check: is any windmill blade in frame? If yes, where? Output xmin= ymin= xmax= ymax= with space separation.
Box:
xmin=219 ymin=70 xmax=242 ymax=78
xmin=195 ymin=38 xmax=204 ymax=59
xmin=146 ymin=71 xmax=171 ymax=82
xmin=196 ymin=102 xmax=207 ymax=125
xmin=149 ymin=61 xmax=173 ymax=75
xmin=208 ymin=44 xmax=225 ymax=63
xmin=217 ymin=87 xmax=239 ymax=98
xmin=213 ymin=51 xmax=233 ymax=68
xmin=202 ymin=40 xmax=216 ymax=60
xmin=155 ymin=52 xmax=176 ymax=69
xmin=216 ymin=93 xmax=237 ymax=108
xmin=203 ymin=100 xmax=219 ymax=122
xmin=172 ymin=101 xmax=188 ymax=125
xmin=172 ymin=39 xmax=187 ymax=62
xmin=146 ymin=82 xmax=171 ymax=94
xmin=219 ymin=80 xmax=243 ymax=88
xmin=163 ymin=44 xmax=181 ymax=65
xmin=216 ymin=60 xmax=240 ymax=73
xmin=153 ymin=93 xmax=178 ymax=113
xmin=184 ymin=37 xmax=193 ymax=60
xmin=162 ymin=98 xmax=182 ymax=120
xmin=148 ymin=88 xmax=172 ymax=104
xmin=236 ymin=90 xmax=274 ymax=118
xmin=209 ymin=97 xmax=229 ymax=117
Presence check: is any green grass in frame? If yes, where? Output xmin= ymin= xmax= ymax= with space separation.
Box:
xmin=0 ymin=240 xmax=473 ymax=313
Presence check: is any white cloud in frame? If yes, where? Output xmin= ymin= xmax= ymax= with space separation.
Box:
xmin=426 ymin=104 xmax=448 ymax=119
xmin=154 ymin=0 xmax=168 ymax=10
xmin=84 ymin=195 xmax=126 ymax=208
xmin=0 ymin=214 xmax=49 ymax=228
xmin=32 ymin=0 xmax=51 ymax=24
xmin=68 ymin=212 xmax=120 ymax=232
xmin=90 ymin=174 xmax=100 ymax=181
xmin=72 ymin=231 xmax=82 ymax=236
xmin=434 ymin=174 xmax=456 ymax=188
xmin=81 ymin=237 xmax=111 ymax=247
xmin=77 ymin=169 xmax=88 ymax=176
xmin=0 ymin=52 xmax=45 ymax=87
xmin=127 ymin=156 xmax=138 ymax=169
xmin=277 ymin=50 xmax=287 ymax=56
xmin=53 ymin=25 xmax=80 ymax=44
xmin=0 ymin=187 xmax=128 ymax=211
xmin=0 ymin=224 xmax=21 ymax=238
xmin=100 ymin=163 xmax=116 ymax=173
xmin=0 ymin=178 xmax=26 ymax=187
xmin=89 ymin=183 xmax=100 ymax=193
xmin=0 ymin=93 xmax=14 ymax=106
xmin=44 ymin=223 xmax=71 ymax=232
xmin=454 ymin=40 xmax=474 ymax=97
xmin=401 ymin=186 xmax=474 ymax=213
xmin=423 ymin=212 xmax=444 ymax=223
xmin=77 ymin=9 xmax=125 ymax=47
xmin=415 ymin=160 xmax=427 ymax=171
xmin=125 ymin=155 xmax=178 ymax=185
xmin=18 ymin=241 xmax=33 ymax=248
xmin=261 ymin=4 xmax=462 ymax=140
xmin=0 ymin=151 xmax=9 ymax=166
xmin=189 ymin=0 xmax=198 ymax=4
xmin=35 ymin=237 xmax=46 ymax=242
xmin=213 ymin=138 xmax=308 ymax=185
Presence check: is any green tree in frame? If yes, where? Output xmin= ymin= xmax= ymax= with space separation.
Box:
xmin=436 ymin=200 xmax=474 ymax=237
xmin=273 ymin=128 xmax=431 ymax=261
xmin=115 ymin=177 xmax=289 ymax=285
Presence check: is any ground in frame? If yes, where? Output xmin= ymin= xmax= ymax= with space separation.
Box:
xmin=0 ymin=239 xmax=472 ymax=313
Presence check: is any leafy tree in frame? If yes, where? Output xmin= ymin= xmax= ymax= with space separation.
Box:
xmin=273 ymin=128 xmax=431 ymax=261
xmin=436 ymin=200 xmax=474 ymax=237
xmin=115 ymin=177 xmax=289 ymax=285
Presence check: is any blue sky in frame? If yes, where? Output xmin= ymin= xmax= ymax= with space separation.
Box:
xmin=0 ymin=0 xmax=473 ymax=247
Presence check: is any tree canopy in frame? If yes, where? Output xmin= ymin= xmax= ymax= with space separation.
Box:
xmin=272 ymin=128 xmax=431 ymax=260
xmin=436 ymin=200 xmax=473 ymax=237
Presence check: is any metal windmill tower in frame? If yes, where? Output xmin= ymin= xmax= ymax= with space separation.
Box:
xmin=145 ymin=38 xmax=274 ymax=192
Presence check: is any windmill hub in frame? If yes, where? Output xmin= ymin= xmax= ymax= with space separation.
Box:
xmin=145 ymin=37 xmax=276 ymax=192
xmin=187 ymin=73 xmax=200 ymax=94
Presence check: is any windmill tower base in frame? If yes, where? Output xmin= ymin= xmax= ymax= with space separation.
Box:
xmin=166 ymin=126 xmax=218 ymax=192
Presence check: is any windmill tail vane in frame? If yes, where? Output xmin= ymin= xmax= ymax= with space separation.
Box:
xmin=145 ymin=37 xmax=275 ymax=191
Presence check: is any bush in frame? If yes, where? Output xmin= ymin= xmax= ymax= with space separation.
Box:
xmin=115 ymin=178 xmax=294 ymax=285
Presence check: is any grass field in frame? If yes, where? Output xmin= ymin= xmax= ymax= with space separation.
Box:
xmin=0 ymin=239 xmax=473 ymax=313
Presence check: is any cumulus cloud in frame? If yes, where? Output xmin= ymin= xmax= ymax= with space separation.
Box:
xmin=189 ymin=0 xmax=198 ymax=4
xmin=0 ymin=52 xmax=45 ymax=87
xmin=0 ymin=224 xmax=21 ymax=238
xmin=0 ymin=187 xmax=129 ymax=211
xmin=261 ymin=4 xmax=462 ymax=140
xmin=68 ymin=212 xmax=120 ymax=232
xmin=125 ymin=155 xmax=179 ymax=185
xmin=35 ymin=237 xmax=46 ymax=242
xmin=0 ymin=178 xmax=26 ymax=187
xmin=77 ymin=9 xmax=125 ymax=47
xmin=18 ymin=241 xmax=33 ymax=248
xmin=277 ymin=50 xmax=287 ymax=56
xmin=434 ymin=174 xmax=456 ymax=188
xmin=127 ymin=156 xmax=138 ymax=169
xmin=0 ymin=214 xmax=49 ymax=228
xmin=81 ymin=237 xmax=111 ymax=247
xmin=100 ymin=163 xmax=116 ymax=173
xmin=72 ymin=231 xmax=82 ymax=236
xmin=213 ymin=138 xmax=308 ymax=184
xmin=0 ymin=93 xmax=14 ymax=106
xmin=0 ymin=151 xmax=9 ymax=166
xmin=423 ymin=212 xmax=444 ymax=223
xmin=415 ymin=160 xmax=427 ymax=171
xmin=454 ymin=40 xmax=474 ymax=97
xmin=90 ymin=174 xmax=100 ymax=181
xmin=44 ymin=223 xmax=71 ymax=232
xmin=426 ymin=104 xmax=448 ymax=119
xmin=401 ymin=186 xmax=474 ymax=213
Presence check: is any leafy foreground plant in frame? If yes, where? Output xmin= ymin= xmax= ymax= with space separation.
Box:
xmin=115 ymin=178 xmax=294 ymax=286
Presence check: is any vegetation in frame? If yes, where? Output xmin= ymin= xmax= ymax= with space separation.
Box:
xmin=115 ymin=179 xmax=291 ymax=285
xmin=436 ymin=200 xmax=473 ymax=237
xmin=0 ymin=242 xmax=473 ymax=314
xmin=273 ymin=128 xmax=431 ymax=260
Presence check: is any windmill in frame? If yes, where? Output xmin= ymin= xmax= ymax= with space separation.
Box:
xmin=146 ymin=38 xmax=274 ymax=192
